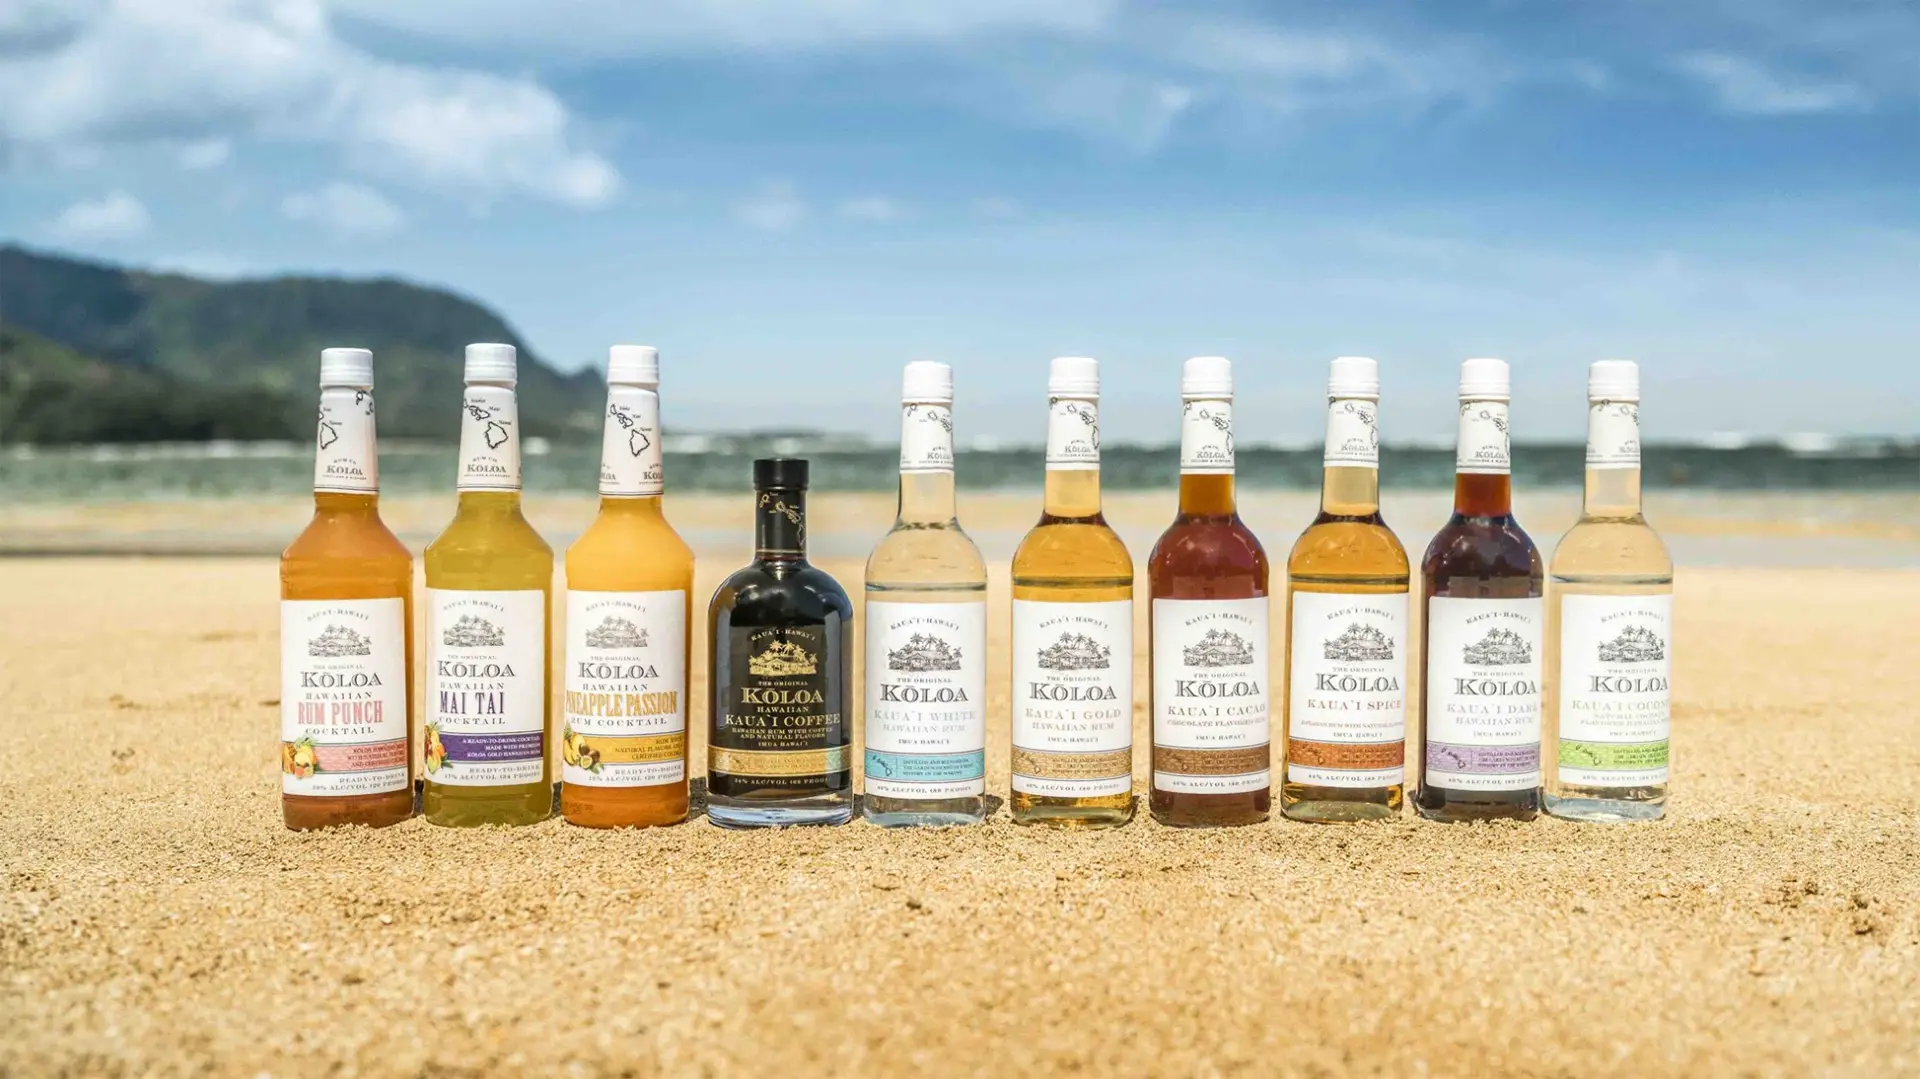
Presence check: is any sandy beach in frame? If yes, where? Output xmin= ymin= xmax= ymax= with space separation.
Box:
xmin=4 ymin=500 xmax=1920 ymax=1075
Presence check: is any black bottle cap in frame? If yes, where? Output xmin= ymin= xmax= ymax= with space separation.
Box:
xmin=753 ymin=457 xmax=809 ymax=489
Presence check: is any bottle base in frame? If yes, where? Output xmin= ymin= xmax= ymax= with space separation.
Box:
xmin=708 ymin=799 xmax=852 ymax=829
xmin=1011 ymin=805 xmax=1134 ymax=829
xmin=1413 ymin=787 xmax=1539 ymax=823
xmin=862 ymin=795 xmax=985 ymax=827
xmin=282 ymin=790 xmax=414 ymax=831
xmin=1283 ymin=797 xmax=1400 ymax=824
xmin=422 ymin=781 xmax=553 ymax=828
xmin=1545 ymin=792 xmax=1665 ymax=822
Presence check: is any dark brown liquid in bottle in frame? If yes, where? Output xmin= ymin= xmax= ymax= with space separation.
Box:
xmin=1148 ymin=473 xmax=1271 ymax=826
xmin=1417 ymin=472 xmax=1543 ymax=821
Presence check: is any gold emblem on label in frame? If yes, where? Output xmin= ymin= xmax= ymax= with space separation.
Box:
xmin=749 ymin=638 xmax=817 ymax=677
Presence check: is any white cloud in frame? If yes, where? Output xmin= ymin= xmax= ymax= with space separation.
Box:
xmin=734 ymin=183 xmax=807 ymax=232
xmin=1674 ymin=52 xmax=1870 ymax=115
xmin=837 ymin=196 xmax=904 ymax=223
xmin=49 ymin=190 xmax=150 ymax=240
xmin=281 ymin=182 xmax=406 ymax=237
xmin=177 ymin=138 xmax=231 ymax=170
xmin=330 ymin=0 xmax=1117 ymax=56
xmin=0 ymin=0 xmax=618 ymax=207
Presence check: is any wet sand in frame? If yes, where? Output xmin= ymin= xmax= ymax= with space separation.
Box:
xmin=3 ymin=551 xmax=1918 ymax=1077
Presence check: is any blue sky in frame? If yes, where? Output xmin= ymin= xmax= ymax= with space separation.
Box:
xmin=2 ymin=0 xmax=1916 ymax=442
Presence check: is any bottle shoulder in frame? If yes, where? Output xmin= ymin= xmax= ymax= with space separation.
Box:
xmin=1549 ymin=516 xmax=1673 ymax=577
xmin=281 ymin=507 xmax=412 ymax=570
xmin=1421 ymin=515 xmax=1542 ymax=581
xmin=427 ymin=508 xmax=553 ymax=557
xmin=566 ymin=510 xmax=695 ymax=586
xmin=865 ymin=521 xmax=987 ymax=581
xmin=711 ymin=561 xmax=854 ymax=618
xmin=1148 ymin=515 xmax=1268 ymax=575
xmin=1285 ymin=516 xmax=1409 ymax=579
xmin=1012 ymin=517 xmax=1133 ymax=574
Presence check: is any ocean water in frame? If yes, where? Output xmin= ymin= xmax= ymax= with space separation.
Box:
xmin=1 ymin=437 xmax=1916 ymax=499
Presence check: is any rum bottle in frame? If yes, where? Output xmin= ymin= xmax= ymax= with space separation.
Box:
xmin=1147 ymin=356 xmax=1270 ymax=826
xmin=707 ymin=459 xmax=855 ymax=827
xmin=1416 ymin=358 xmax=1544 ymax=822
xmin=1283 ymin=357 xmax=1410 ymax=822
xmin=863 ymin=362 xmax=989 ymax=826
xmin=561 ymin=345 xmax=694 ymax=828
xmin=1545 ymin=360 xmax=1672 ymax=821
xmin=1010 ymin=357 xmax=1135 ymax=828
xmin=279 ymin=347 xmax=414 ymax=829
xmin=422 ymin=343 xmax=554 ymax=827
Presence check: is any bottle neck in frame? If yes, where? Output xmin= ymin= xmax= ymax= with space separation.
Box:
xmin=1043 ymin=469 xmax=1102 ymax=520
xmin=314 ymin=385 xmax=379 ymax=497
xmin=1319 ymin=395 xmax=1381 ymax=516
xmin=457 ymin=382 xmax=522 ymax=494
xmin=898 ymin=399 xmax=957 ymax=525
xmin=1583 ymin=467 xmax=1642 ymax=518
xmin=599 ymin=494 xmax=665 ymax=517
xmin=1177 ymin=474 xmax=1235 ymax=517
xmin=1453 ymin=473 xmax=1512 ymax=516
xmin=1583 ymin=398 xmax=1643 ymax=519
xmin=600 ymin=384 xmax=664 ymax=498
xmin=456 ymin=490 xmax=525 ymax=515
xmin=1043 ymin=393 xmax=1102 ymax=520
xmin=755 ymin=487 xmax=808 ymax=561
xmin=314 ymin=491 xmax=380 ymax=514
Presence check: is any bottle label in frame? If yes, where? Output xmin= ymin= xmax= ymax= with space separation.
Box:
xmin=1286 ymin=591 xmax=1408 ymax=788
xmin=899 ymin=402 xmax=955 ymax=475
xmin=456 ymin=385 xmax=521 ymax=492
xmin=711 ymin=624 xmax=850 ymax=787
xmin=599 ymin=385 xmax=664 ymax=496
xmin=1045 ymin=397 xmax=1100 ymax=470
xmin=425 ymin=589 xmax=547 ymax=786
xmin=562 ymin=590 xmax=687 ymax=788
xmin=864 ymin=600 xmax=987 ymax=800
xmin=1424 ymin=596 xmax=1543 ymax=790
xmin=279 ymin=598 xmax=409 ymax=796
xmin=1456 ymin=400 xmax=1511 ymax=475
xmin=1586 ymin=401 xmax=1641 ymax=470
xmin=1323 ymin=399 xmax=1380 ymax=468
xmin=1011 ymin=599 xmax=1133 ymax=798
xmin=1557 ymin=593 xmax=1671 ymax=787
xmin=1178 ymin=399 xmax=1234 ymax=474
xmin=314 ymin=387 xmax=378 ymax=494
xmin=1150 ymin=597 xmax=1269 ymax=794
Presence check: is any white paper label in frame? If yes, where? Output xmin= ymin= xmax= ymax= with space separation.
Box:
xmin=1456 ymin=400 xmax=1511 ymax=475
xmin=562 ymin=589 xmax=687 ymax=788
xmin=1424 ymin=596 xmax=1543 ymax=791
xmin=1586 ymin=401 xmax=1641 ymax=470
xmin=1178 ymin=399 xmax=1234 ymax=474
xmin=1045 ymin=397 xmax=1100 ymax=470
xmin=457 ymin=385 xmax=521 ymax=492
xmin=314 ymin=387 xmax=378 ymax=494
xmin=1323 ymin=399 xmax=1380 ymax=468
xmin=599 ymin=386 xmax=664 ymax=496
xmin=1151 ymin=597 xmax=1269 ymax=794
xmin=280 ymin=598 xmax=409 ymax=796
xmin=426 ymin=588 xmax=547 ymax=786
xmin=1286 ymin=591 xmax=1408 ymax=788
xmin=1011 ymin=598 xmax=1133 ymax=797
xmin=864 ymin=599 xmax=987 ymax=800
xmin=1557 ymin=593 xmax=1671 ymax=787
xmin=899 ymin=402 xmax=955 ymax=474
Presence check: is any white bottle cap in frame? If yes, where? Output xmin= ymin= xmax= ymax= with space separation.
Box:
xmin=1048 ymin=356 xmax=1099 ymax=397
xmin=1459 ymin=357 xmax=1510 ymax=400
xmin=1588 ymin=359 xmax=1639 ymax=402
xmin=319 ymin=347 xmax=373 ymax=388
xmin=902 ymin=360 xmax=953 ymax=403
xmin=1180 ymin=355 xmax=1232 ymax=398
xmin=608 ymin=344 xmax=660 ymax=387
xmin=464 ymin=342 xmax=517 ymax=385
xmin=1328 ymin=356 xmax=1379 ymax=399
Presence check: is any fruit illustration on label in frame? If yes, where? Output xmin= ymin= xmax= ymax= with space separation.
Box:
xmin=424 ymin=723 xmax=450 ymax=774
xmin=281 ymin=737 xmax=319 ymax=779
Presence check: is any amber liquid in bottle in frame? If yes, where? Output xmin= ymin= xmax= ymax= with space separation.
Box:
xmin=280 ymin=349 xmax=414 ymax=830
xmin=1148 ymin=359 xmax=1269 ymax=826
xmin=1416 ymin=362 xmax=1544 ymax=823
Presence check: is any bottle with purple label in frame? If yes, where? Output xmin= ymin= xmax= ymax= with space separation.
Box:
xmin=422 ymin=343 xmax=555 ymax=827
xmin=1416 ymin=358 xmax=1544 ymax=823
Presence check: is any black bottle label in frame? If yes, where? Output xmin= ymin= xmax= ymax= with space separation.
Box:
xmin=711 ymin=624 xmax=849 ymax=789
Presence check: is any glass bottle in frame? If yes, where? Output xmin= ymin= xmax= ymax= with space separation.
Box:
xmin=1283 ymin=356 xmax=1410 ymax=822
xmin=863 ymin=361 xmax=989 ymax=826
xmin=561 ymin=345 xmax=694 ymax=828
xmin=707 ymin=458 xmax=855 ymax=827
xmin=279 ymin=347 xmax=414 ymax=829
xmin=1546 ymin=360 xmax=1673 ymax=821
xmin=1147 ymin=356 xmax=1270 ymax=827
xmin=422 ymin=343 xmax=554 ymax=827
xmin=1010 ymin=357 xmax=1135 ymax=828
xmin=1416 ymin=358 xmax=1544 ymax=823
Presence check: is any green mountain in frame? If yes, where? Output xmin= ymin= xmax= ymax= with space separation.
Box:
xmin=0 ymin=243 xmax=601 ymax=443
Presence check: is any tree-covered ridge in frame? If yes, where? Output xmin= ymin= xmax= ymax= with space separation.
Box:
xmin=0 ymin=243 xmax=602 ymax=443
